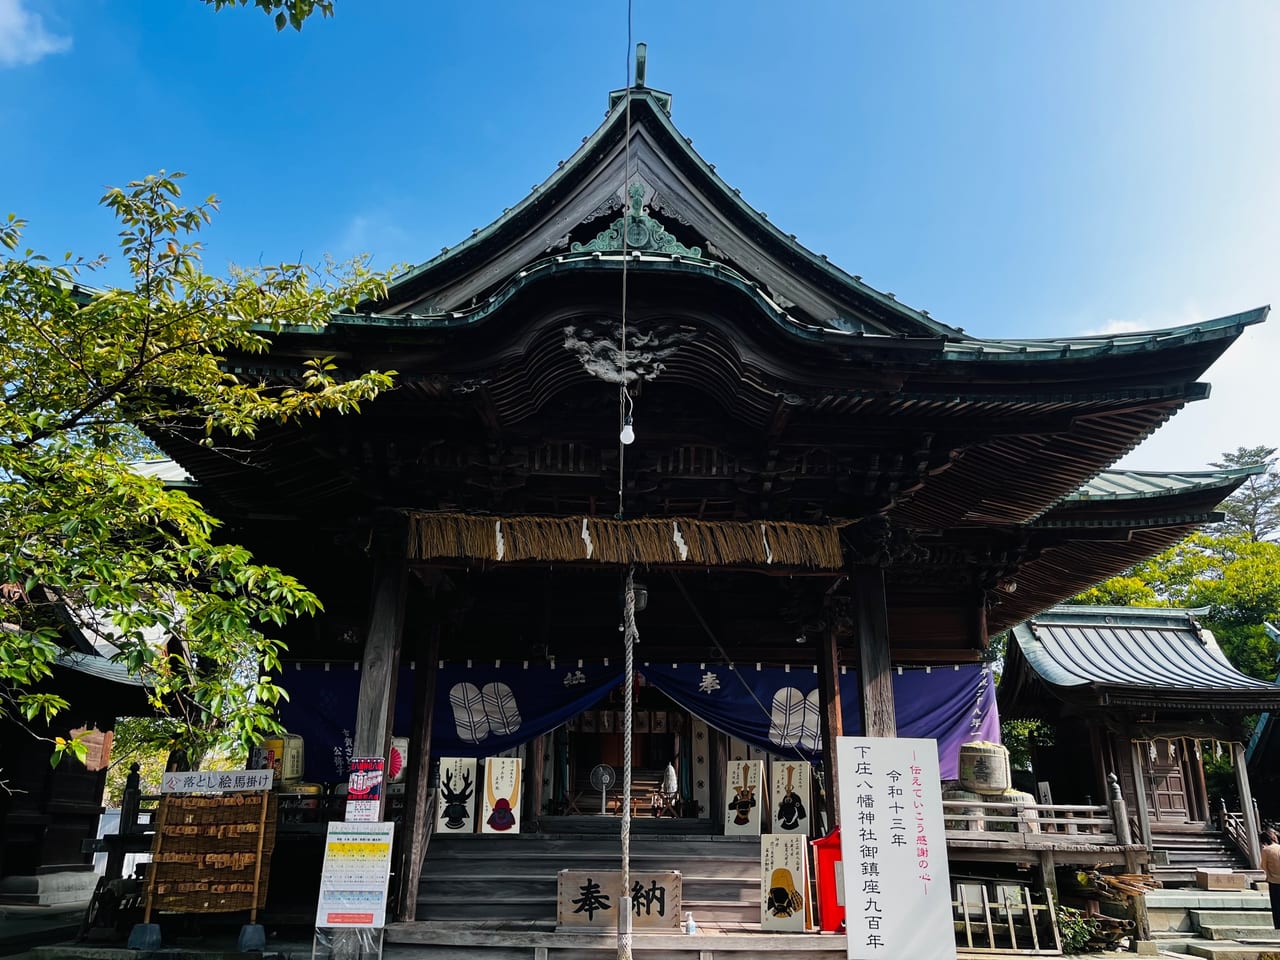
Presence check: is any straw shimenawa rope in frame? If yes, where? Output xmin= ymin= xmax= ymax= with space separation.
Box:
xmin=407 ymin=513 xmax=845 ymax=570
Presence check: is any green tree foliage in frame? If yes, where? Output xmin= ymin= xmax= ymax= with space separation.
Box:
xmin=1213 ymin=446 xmax=1280 ymax=542
xmin=0 ymin=173 xmax=393 ymax=766
xmin=202 ymin=0 xmax=333 ymax=31
xmin=1069 ymin=451 xmax=1280 ymax=680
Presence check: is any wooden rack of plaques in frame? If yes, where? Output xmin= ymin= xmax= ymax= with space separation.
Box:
xmin=142 ymin=788 xmax=277 ymax=923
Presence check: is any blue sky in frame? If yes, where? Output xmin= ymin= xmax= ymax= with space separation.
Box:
xmin=3 ymin=1 xmax=1277 ymax=470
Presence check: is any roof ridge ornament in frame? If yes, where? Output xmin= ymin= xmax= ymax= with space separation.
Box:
xmin=571 ymin=183 xmax=702 ymax=258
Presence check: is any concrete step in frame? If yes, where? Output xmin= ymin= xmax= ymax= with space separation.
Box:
xmin=1187 ymin=942 xmax=1280 ymax=960
xmin=1199 ymin=926 xmax=1280 ymax=942
xmin=1190 ymin=911 xmax=1276 ymax=929
xmin=1147 ymin=890 xmax=1270 ymax=909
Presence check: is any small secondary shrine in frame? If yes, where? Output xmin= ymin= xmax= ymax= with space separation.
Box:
xmin=142 ymin=59 xmax=1265 ymax=930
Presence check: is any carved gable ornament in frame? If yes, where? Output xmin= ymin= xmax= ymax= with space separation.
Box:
xmin=571 ymin=183 xmax=702 ymax=258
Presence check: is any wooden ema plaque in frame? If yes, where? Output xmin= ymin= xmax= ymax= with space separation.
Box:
xmin=557 ymin=870 xmax=681 ymax=929
xmin=144 ymin=793 xmax=277 ymax=915
xmin=769 ymin=761 xmax=811 ymax=835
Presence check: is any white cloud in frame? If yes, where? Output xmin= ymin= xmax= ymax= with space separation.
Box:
xmin=0 ymin=0 xmax=71 ymax=68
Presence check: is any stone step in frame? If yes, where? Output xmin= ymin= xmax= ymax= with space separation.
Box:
xmin=1199 ymin=926 xmax=1280 ymax=942
xmin=1191 ymin=911 xmax=1276 ymax=929
xmin=1187 ymin=942 xmax=1280 ymax=960
xmin=1147 ymin=891 xmax=1271 ymax=909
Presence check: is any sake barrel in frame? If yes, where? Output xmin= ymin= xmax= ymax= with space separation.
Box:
xmin=942 ymin=788 xmax=984 ymax=832
xmin=958 ymin=741 xmax=1011 ymax=794
xmin=987 ymin=789 xmax=1039 ymax=833
xmin=278 ymin=781 xmax=323 ymax=824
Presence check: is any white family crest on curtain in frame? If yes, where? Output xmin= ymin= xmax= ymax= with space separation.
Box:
xmin=768 ymin=687 xmax=821 ymax=752
xmin=449 ymin=681 xmax=523 ymax=743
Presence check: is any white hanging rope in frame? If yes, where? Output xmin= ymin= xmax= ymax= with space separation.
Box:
xmin=619 ymin=565 xmax=638 ymax=958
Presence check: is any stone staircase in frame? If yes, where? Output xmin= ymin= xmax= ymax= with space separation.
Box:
xmin=413 ymin=829 xmax=760 ymax=925
xmin=1147 ymin=888 xmax=1280 ymax=959
xmin=1152 ymin=828 xmax=1260 ymax=887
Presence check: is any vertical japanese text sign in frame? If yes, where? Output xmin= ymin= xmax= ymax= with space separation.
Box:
xmin=836 ymin=737 xmax=955 ymax=960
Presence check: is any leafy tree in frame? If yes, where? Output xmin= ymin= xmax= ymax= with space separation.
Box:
xmin=202 ymin=0 xmax=333 ymax=31
xmin=1212 ymin=446 xmax=1280 ymax=542
xmin=1 ymin=172 xmax=393 ymax=767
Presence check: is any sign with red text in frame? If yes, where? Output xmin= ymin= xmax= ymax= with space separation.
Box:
xmin=345 ymin=757 xmax=384 ymax=823
xmin=836 ymin=737 xmax=954 ymax=960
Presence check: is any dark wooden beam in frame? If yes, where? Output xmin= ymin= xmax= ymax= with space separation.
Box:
xmin=353 ymin=527 xmax=410 ymax=818
xmin=854 ymin=566 xmax=896 ymax=738
xmin=395 ymin=624 xmax=440 ymax=922
xmin=817 ymin=616 xmax=844 ymax=828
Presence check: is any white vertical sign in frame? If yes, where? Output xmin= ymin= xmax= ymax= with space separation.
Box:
xmin=837 ymin=737 xmax=955 ymax=960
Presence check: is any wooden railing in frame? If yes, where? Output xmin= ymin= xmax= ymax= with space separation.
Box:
xmin=943 ymin=799 xmax=1119 ymax=846
xmin=1218 ymin=801 xmax=1260 ymax=868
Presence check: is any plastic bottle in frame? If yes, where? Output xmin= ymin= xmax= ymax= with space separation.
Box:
xmin=684 ymin=911 xmax=698 ymax=935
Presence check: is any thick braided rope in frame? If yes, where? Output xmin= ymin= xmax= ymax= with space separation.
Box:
xmin=618 ymin=566 xmax=638 ymax=958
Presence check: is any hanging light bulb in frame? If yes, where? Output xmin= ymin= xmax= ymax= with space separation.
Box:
xmin=620 ymin=415 xmax=635 ymax=445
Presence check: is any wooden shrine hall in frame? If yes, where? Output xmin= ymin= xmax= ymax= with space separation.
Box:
xmin=144 ymin=64 xmax=1267 ymax=935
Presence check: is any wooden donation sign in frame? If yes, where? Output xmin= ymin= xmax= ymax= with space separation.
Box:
xmin=435 ymin=758 xmax=477 ymax=834
xmin=143 ymin=770 xmax=276 ymax=919
xmin=481 ymin=757 xmax=522 ymax=834
xmin=724 ymin=760 xmax=764 ymax=836
xmin=557 ymin=870 xmax=681 ymax=929
xmin=770 ymin=761 xmax=811 ymax=835
xmin=761 ymin=833 xmax=809 ymax=931
xmin=837 ymin=737 xmax=955 ymax=960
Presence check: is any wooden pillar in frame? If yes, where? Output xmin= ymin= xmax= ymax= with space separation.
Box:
xmin=853 ymin=566 xmax=896 ymax=738
xmin=1190 ymin=739 xmax=1211 ymax=824
xmin=394 ymin=622 xmax=440 ymax=922
xmin=817 ymin=618 xmax=844 ymax=829
xmin=1128 ymin=740 xmax=1153 ymax=851
xmin=353 ymin=530 xmax=410 ymax=817
xmin=1232 ymin=741 xmax=1262 ymax=868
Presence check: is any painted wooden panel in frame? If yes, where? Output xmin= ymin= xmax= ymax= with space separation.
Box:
xmin=434 ymin=758 xmax=478 ymax=834
xmin=724 ymin=760 xmax=764 ymax=836
xmin=770 ymin=761 xmax=811 ymax=835
xmin=480 ymin=757 xmax=522 ymax=834
xmin=761 ymin=833 xmax=808 ymax=931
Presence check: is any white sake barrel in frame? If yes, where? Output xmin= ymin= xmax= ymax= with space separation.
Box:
xmin=958 ymin=741 xmax=1011 ymax=794
xmin=942 ymin=788 xmax=984 ymax=832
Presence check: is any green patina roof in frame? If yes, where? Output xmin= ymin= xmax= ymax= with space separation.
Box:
xmin=1068 ymin=464 xmax=1265 ymax=501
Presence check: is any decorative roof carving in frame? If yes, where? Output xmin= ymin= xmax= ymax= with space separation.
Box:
xmin=571 ymin=183 xmax=702 ymax=258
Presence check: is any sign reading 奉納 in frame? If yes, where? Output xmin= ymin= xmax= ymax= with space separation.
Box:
xmin=556 ymin=870 xmax=681 ymax=929
xmin=836 ymin=737 xmax=954 ymax=960
xmin=315 ymin=822 xmax=396 ymax=928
